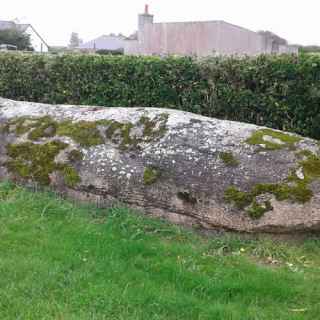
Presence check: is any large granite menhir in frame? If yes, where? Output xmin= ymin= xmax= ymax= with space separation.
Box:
xmin=0 ymin=97 xmax=319 ymax=233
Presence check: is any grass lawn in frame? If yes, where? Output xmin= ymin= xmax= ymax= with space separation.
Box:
xmin=0 ymin=182 xmax=319 ymax=319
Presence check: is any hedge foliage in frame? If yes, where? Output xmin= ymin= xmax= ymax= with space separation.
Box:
xmin=0 ymin=53 xmax=320 ymax=139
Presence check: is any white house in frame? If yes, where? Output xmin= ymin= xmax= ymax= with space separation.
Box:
xmin=0 ymin=20 xmax=49 ymax=52
xmin=79 ymin=34 xmax=126 ymax=53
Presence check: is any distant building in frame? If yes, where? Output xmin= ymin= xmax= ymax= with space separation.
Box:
xmin=125 ymin=5 xmax=298 ymax=56
xmin=79 ymin=34 xmax=126 ymax=53
xmin=0 ymin=20 xmax=49 ymax=52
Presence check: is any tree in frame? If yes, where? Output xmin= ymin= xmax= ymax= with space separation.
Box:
xmin=299 ymin=45 xmax=320 ymax=54
xmin=69 ymin=32 xmax=82 ymax=48
xmin=0 ymin=28 xmax=33 ymax=50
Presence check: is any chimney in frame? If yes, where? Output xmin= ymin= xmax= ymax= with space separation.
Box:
xmin=145 ymin=4 xmax=149 ymax=15
xmin=138 ymin=4 xmax=154 ymax=32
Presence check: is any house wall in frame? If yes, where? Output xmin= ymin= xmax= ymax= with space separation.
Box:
xmin=143 ymin=21 xmax=220 ymax=56
xmin=125 ymin=20 xmax=267 ymax=56
xmin=124 ymin=12 xmax=298 ymax=56
xmin=124 ymin=39 xmax=142 ymax=55
xmin=26 ymin=27 xmax=48 ymax=52
xmin=216 ymin=22 xmax=265 ymax=55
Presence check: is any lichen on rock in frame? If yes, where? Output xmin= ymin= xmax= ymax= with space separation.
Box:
xmin=1 ymin=97 xmax=320 ymax=233
xmin=105 ymin=113 xmax=169 ymax=150
xmin=1 ymin=112 xmax=169 ymax=151
xmin=137 ymin=113 xmax=169 ymax=140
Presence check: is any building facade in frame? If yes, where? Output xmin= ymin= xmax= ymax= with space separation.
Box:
xmin=79 ymin=34 xmax=126 ymax=53
xmin=125 ymin=6 xmax=298 ymax=56
xmin=0 ymin=21 xmax=49 ymax=52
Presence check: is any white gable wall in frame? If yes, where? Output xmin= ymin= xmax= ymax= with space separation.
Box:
xmin=25 ymin=26 xmax=48 ymax=52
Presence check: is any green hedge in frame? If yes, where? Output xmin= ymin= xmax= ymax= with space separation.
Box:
xmin=0 ymin=53 xmax=320 ymax=139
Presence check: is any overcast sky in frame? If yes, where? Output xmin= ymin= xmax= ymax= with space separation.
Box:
xmin=1 ymin=0 xmax=319 ymax=46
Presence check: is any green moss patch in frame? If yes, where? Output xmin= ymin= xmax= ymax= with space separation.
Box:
xmin=58 ymin=165 xmax=81 ymax=187
xmin=105 ymin=121 xmax=137 ymax=149
xmin=219 ymin=152 xmax=239 ymax=167
xmin=224 ymin=187 xmax=252 ymax=209
xmin=6 ymin=141 xmax=81 ymax=187
xmin=225 ymin=180 xmax=313 ymax=219
xmin=225 ymin=147 xmax=320 ymax=219
xmin=138 ymin=113 xmax=169 ymax=140
xmin=2 ymin=114 xmax=169 ymax=150
xmin=296 ymin=149 xmax=315 ymax=159
xmin=246 ymin=200 xmax=273 ymax=219
xmin=68 ymin=150 xmax=84 ymax=162
xmin=293 ymin=150 xmax=320 ymax=181
xmin=143 ymin=167 xmax=160 ymax=185
xmin=2 ymin=116 xmax=56 ymax=140
xmin=246 ymin=129 xmax=301 ymax=151
xmin=28 ymin=116 xmax=57 ymax=140
xmin=6 ymin=141 xmax=68 ymax=185
xmin=105 ymin=114 xmax=168 ymax=150
xmin=57 ymin=120 xmax=104 ymax=147
xmin=300 ymin=153 xmax=320 ymax=179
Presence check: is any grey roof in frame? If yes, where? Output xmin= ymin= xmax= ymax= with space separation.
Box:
xmin=0 ymin=20 xmax=16 ymax=30
xmin=16 ymin=23 xmax=30 ymax=32
xmin=0 ymin=21 xmax=30 ymax=32
xmin=79 ymin=35 xmax=125 ymax=51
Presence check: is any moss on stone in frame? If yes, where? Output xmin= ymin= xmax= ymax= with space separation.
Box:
xmin=253 ymin=182 xmax=313 ymax=204
xmin=3 ymin=116 xmax=105 ymax=147
xmin=6 ymin=140 xmax=82 ymax=188
xmin=2 ymin=116 xmax=58 ymax=141
xmin=57 ymin=120 xmax=104 ymax=147
xmin=219 ymin=152 xmax=239 ymax=167
xmin=143 ymin=167 xmax=160 ymax=185
xmin=3 ymin=113 xmax=169 ymax=150
xmin=6 ymin=140 xmax=68 ymax=185
xmin=296 ymin=149 xmax=315 ymax=159
xmin=59 ymin=165 xmax=81 ymax=187
xmin=225 ymin=179 xmax=313 ymax=219
xmin=105 ymin=121 xmax=137 ymax=149
xmin=246 ymin=200 xmax=273 ymax=219
xmin=300 ymin=153 xmax=320 ymax=179
xmin=68 ymin=149 xmax=84 ymax=162
xmin=2 ymin=117 xmax=37 ymax=135
xmin=6 ymin=160 xmax=31 ymax=179
xmin=104 ymin=114 xmax=168 ymax=150
xmin=246 ymin=129 xmax=301 ymax=151
xmin=138 ymin=113 xmax=169 ymax=140
xmin=224 ymin=186 xmax=252 ymax=209
xmin=225 ymin=146 xmax=320 ymax=218
xmin=28 ymin=116 xmax=57 ymax=140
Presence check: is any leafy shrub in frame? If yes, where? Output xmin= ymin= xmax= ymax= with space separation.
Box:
xmin=0 ymin=53 xmax=319 ymax=139
xmin=199 ymin=54 xmax=320 ymax=139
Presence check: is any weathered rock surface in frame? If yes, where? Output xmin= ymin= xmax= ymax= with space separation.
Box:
xmin=0 ymin=97 xmax=320 ymax=233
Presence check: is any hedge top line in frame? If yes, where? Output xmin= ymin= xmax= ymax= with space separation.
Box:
xmin=0 ymin=52 xmax=319 ymax=140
